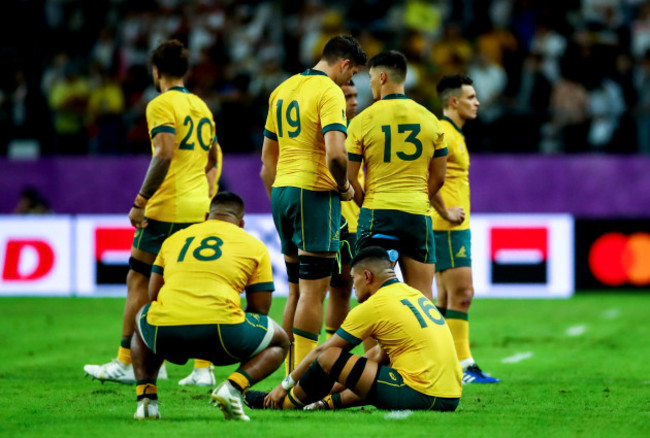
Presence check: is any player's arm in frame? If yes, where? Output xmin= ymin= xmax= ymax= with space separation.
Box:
xmin=427 ymin=134 xmax=449 ymax=202
xmin=149 ymin=254 xmax=165 ymax=301
xmin=148 ymin=272 xmax=164 ymax=302
xmin=348 ymin=159 xmax=364 ymax=207
xmin=265 ymin=333 xmax=354 ymax=408
xmin=431 ymin=191 xmax=465 ymax=226
xmin=260 ymin=136 xmax=279 ymax=199
xmin=325 ymin=130 xmax=354 ymax=201
xmin=206 ymin=141 xmax=220 ymax=198
xmin=129 ymin=132 xmax=175 ymax=228
xmin=244 ymin=290 xmax=272 ymax=315
xmin=245 ymin=247 xmax=275 ymax=315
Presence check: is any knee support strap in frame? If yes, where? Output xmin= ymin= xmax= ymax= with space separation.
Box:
xmin=299 ymin=255 xmax=335 ymax=280
xmin=129 ymin=257 xmax=152 ymax=278
xmin=300 ymin=358 xmax=336 ymax=402
xmin=286 ymin=261 xmax=299 ymax=284
xmin=329 ymin=350 xmax=367 ymax=390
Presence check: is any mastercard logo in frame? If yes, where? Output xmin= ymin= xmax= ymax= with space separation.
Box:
xmin=588 ymin=232 xmax=650 ymax=286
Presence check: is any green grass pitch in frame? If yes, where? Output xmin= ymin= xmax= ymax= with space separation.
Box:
xmin=1 ymin=293 xmax=649 ymax=438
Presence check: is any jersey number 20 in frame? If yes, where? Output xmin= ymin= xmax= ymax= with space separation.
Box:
xmin=179 ymin=116 xmax=213 ymax=151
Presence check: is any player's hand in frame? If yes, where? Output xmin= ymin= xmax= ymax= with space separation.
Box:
xmin=264 ymin=385 xmax=288 ymax=409
xmin=129 ymin=206 xmax=149 ymax=229
xmin=445 ymin=207 xmax=465 ymax=225
xmin=339 ymin=183 xmax=354 ymax=201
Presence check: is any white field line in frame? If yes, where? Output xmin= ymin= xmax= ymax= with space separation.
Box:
xmin=385 ymin=410 xmax=413 ymax=420
xmin=566 ymin=325 xmax=587 ymax=337
xmin=501 ymin=352 xmax=533 ymax=363
xmin=602 ymin=308 xmax=620 ymax=319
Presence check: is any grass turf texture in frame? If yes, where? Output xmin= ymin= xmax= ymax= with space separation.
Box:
xmin=0 ymin=294 xmax=649 ymax=438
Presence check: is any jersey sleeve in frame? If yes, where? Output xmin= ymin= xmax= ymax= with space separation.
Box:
xmin=245 ymin=242 xmax=275 ymax=293
xmin=432 ymin=117 xmax=448 ymax=158
xmin=345 ymin=116 xmax=363 ymax=162
xmin=146 ymin=97 xmax=176 ymax=139
xmin=263 ymin=91 xmax=278 ymax=141
xmin=335 ymin=301 xmax=376 ymax=346
xmin=319 ymin=84 xmax=347 ymax=137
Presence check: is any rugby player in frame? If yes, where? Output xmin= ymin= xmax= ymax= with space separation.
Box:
xmin=131 ymin=192 xmax=289 ymax=420
xmin=84 ymin=39 xmax=221 ymax=386
xmin=432 ymin=74 xmax=499 ymax=384
xmin=260 ymin=35 xmax=366 ymax=374
xmin=248 ymin=246 xmax=462 ymax=412
xmin=347 ymin=50 xmax=448 ymax=300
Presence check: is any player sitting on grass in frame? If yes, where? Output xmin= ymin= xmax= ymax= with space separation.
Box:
xmin=245 ymin=246 xmax=462 ymax=412
xmin=130 ymin=192 xmax=290 ymax=421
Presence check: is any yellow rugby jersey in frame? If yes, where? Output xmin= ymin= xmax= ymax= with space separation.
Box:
xmin=264 ymin=69 xmax=347 ymax=191
xmin=337 ymin=279 xmax=462 ymax=398
xmin=145 ymin=86 xmax=217 ymax=223
xmin=341 ymin=167 xmax=365 ymax=233
xmin=431 ymin=117 xmax=470 ymax=231
xmin=147 ymin=220 xmax=274 ymax=326
xmin=346 ymin=94 xmax=448 ymax=215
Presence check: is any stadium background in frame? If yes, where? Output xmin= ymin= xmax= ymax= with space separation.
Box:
xmin=1 ymin=0 xmax=649 ymax=295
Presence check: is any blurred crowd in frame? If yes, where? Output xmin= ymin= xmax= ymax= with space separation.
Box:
xmin=2 ymin=0 xmax=650 ymax=156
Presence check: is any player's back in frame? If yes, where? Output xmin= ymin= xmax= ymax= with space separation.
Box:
xmin=265 ymin=70 xmax=347 ymax=191
xmin=347 ymin=95 xmax=447 ymax=215
xmin=432 ymin=117 xmax=470 ymax=230
xmin=145 ymin=87 xmax=216 ymax=223
xmin=147 ymin=220 xmax=273 ymax=326
xmin=340 ymin=280 xmax=462 ymax=398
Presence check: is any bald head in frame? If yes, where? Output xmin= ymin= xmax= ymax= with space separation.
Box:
xmin=208 ymin=191 xmax=245 ymax=226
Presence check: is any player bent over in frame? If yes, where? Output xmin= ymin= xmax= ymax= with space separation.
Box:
xmin=131 ymin=192 xmax=289 ymax=420
xmin=246 ymin=247 xmax=462 ymax=412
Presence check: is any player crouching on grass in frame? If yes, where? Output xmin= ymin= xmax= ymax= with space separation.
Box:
xmin=130 ymin=192 xmax=290 ymax=421
xmin=245 ymin=246 xmax=462 ymax=412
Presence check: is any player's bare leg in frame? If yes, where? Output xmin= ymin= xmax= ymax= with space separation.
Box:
xmin=439 ymin=266 xmax=499 ymax=383
xmin=84 ymin=247 xmax=162 ymax=383
xmin=123 ymin=248 xmax=156 ymax=342
xmin=236 ymin=319 xmax=290 ymax=384
xmin=399 ymin=255 xmax=435 ymax=301
xmin=292 ymin=250 xmax=335 ymax=369
xmin=325 ymin=263 xmax=352 ymax=339
xmin=281 ymin=254 xmax=299 ymax=374
xmin=212 ymin=320 xmax=290 ymax=421
xmin=435 ymin=273 xmax=448 ymax=311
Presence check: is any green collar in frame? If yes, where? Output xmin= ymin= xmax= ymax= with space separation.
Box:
xmin=382 ymin=93 xmax=408 ymax=100
xmin=168 ymin=86 xmax=189 ymax=93
xmin=441 ymin=116 xmax=464 ymax=135
xmin=379 ymin=278 xmax=400 ymax=290
xmin=301 ymin=68 xmax=328 ymax=77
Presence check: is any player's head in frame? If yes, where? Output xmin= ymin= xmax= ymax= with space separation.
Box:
xmin=150 ymin=39 xmax=190 ymax=91
xmin=321 ymin=35 xmax=367 ymax=86
xmin=367 ymin=50 xmax=407 ymax=100
xmin=436 ymin=74 xmax=479 ymax=120
xmin=341 ymin=80 xmax=358 ymax=120
xmin=350 ymin=246 xmax=395 ymax=302
xmin=208 ymin=191 xmax=245 ymax=227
